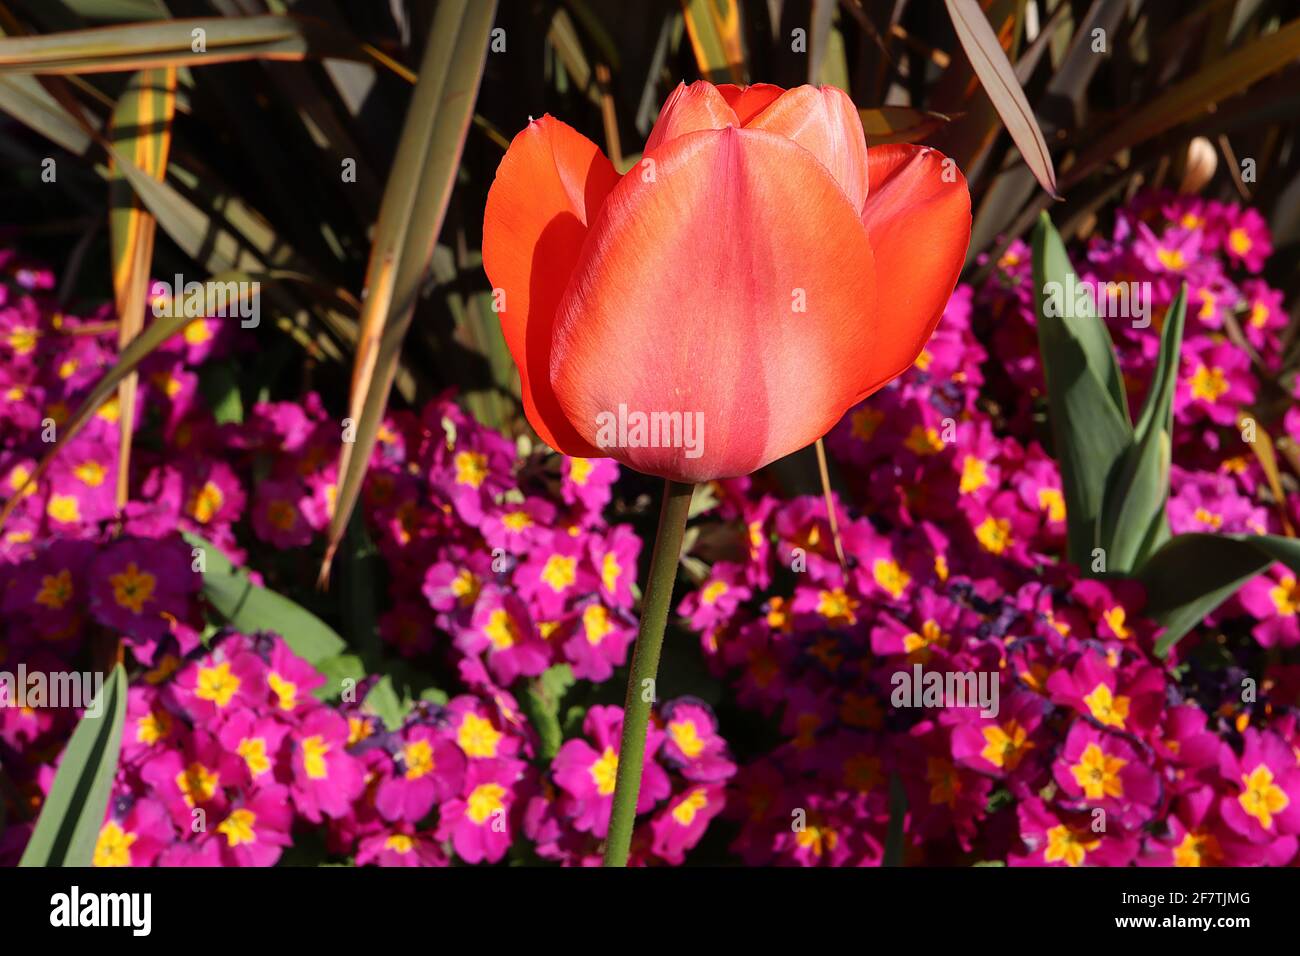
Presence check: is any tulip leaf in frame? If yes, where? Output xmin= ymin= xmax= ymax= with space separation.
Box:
xmin=1099 ymin=285 xmax=1187 ymax=571
xmin=1032 ymin=211 xmax=1132 ymax=569
xmin=19 ymin=665 xmax=127 ymax=867
xmin=184 ymin=532 xmax=345 ymax=667
xmin=1140 ymin=534 xmax=1300 ymax=656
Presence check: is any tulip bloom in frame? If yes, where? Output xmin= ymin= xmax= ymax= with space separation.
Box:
xmin=484 ymin=81 xmax=970 ymax=483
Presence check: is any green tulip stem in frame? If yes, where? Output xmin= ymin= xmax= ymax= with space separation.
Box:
xmin=602 ymin=478 xmax=695 ymax=866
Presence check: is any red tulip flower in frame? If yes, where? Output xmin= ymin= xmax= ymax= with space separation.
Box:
xmin=484 ymin=81 xmax=971 ymax=867
xmin=483 ymin=81 xmax=971 ymax=483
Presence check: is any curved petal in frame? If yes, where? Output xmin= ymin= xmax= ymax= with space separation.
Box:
xmin=482 ymin=116 xmax=621 ymax=455
xmin=856 ymin=144 xmax=971 ymax=399
xmin=550 ymin=126 xmax=879 ymax=483
xmin=747 ymin=85 xmax=870 ymax=213
xmin=644 ymin=81 xmax=739 ymax=153
xmin=715 ymin=83 xmax=785 ymax=124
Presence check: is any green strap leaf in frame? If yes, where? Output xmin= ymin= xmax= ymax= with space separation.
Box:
xmin=0 ymin=15 xmax=372 ymax=75
xmin=19 ymin=665 xmax=128 ymax=867
xmin=322 ymin=0 xmax=499 ymax=581
xmin=185 ymin=532 xmax=345 ymax=667
xmin=1140 ymin=533 xmax=1300 ymax=656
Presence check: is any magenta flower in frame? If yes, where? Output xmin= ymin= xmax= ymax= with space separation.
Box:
xmin=1237 ymin=565 xmax=1300 ymax=648
xmin=251 ymin=478 xmax=314 ymax=548
xmin=173 ymin=645 xmax=266 ymax=723
xmin=562 ymin=599 xmax=635 ymax=682
xmin=93 ymin=797 xmax=174 ymax=867
xmin=552 ymin=705 xmax=669 ymax=838
xmin=263 ymin=639 xmax=326 ymax=714
xmin=587 ymin=522 xmax=640 ymax=609
xmin=659 ymin=699 xmax=736 ymax=783
xmin=375 ymin=724 xmax=465 ymax=822
xmin=208 ymin=784 xmax=294 ymax=866
xmin=216 ymin=710 xmax=290 ymax=786
xmin=1012 ymin=797 xmax=1138 ymax=867
xmin=291 ymin=709 xmax=365 ymax=822
xmin=650 ymin=784 xmax=725 ymax=864
xmin=1218 ymin=729 xmax=1300 ymax=843
xmin=1045 ymin=651 xmax=1164 ymax=735
xmin=1052 ymin=721 xmax=1159 ymax=825
xmin=460 ymin=588 xmax=549 ymax=685
xmin=139 ymin=731 xmax=239 ymax=830
xmin=560 ymin=455 xmax=619 ymax=516
xmin=355 ymin=825 xmax=448 ymax=867
xmin=515 ymin=529 xmax=595 ymax=618
xmin=435 ymin=759 xmax=524 ymax=863
xmin=87 ymin=536 xmax=200 ymax=645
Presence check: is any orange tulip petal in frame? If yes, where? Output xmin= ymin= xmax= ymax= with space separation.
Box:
xmin=715 ymin=83 xmax=785 ymax=124
xmin=644 ymin=81 xmax=739 ymax=153
xmin=482 ymin=116 xmax=621 ymax=456
xmin=747 ymin=85 xmax=870 ymax=213
xmin=550 ymin=126 xmax=878 ymax=483
xmin=856 ymin=144 xmax=971 ymax=399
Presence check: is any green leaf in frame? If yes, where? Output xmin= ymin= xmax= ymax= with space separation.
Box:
xmin=201 ymin=364 xmax=245 ymax=425
xmin=19 ymin=665 xmax=127 ymax=867
xmin=1100 ymin=284 xmax=1187 ymax=571
xmin=0 ymin=15 xmax=372 ymax=75
xmin=681 ymin=0 xmax=746 ymax=83
xmin=521 ymin=664 xmax=575 ymax=761
xmin=321 ymin=0 xmax=499 ymax=581
xmin=1139 ymin=533 xmax=1300 ymax=656
xmin=314 ymin=654 xmax=366 ymax=702
xmin=1032 ymin=212 xmax=1133 ymax=568
xmin=184 ymin=532 xmax=345 ymax=666
xmin=363 ymin=676 xmax=408 ymax=732
xmin=944 ymin=0 xmax=1058 ymax=197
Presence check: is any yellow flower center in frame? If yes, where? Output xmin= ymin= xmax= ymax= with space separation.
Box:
xmin=981 ymin=720 xmax=1033 ymax=770
xmin=1239 ymin=764 xmax=1289 ymax=829
xmin=458 ymin=713 xmax=502 ymax=759
xmin=590 ymin=746 xmax=619 ymax=796
xmin=302 ymin=735 xmax=330 ymax=780
xmin=975 ymin=516 xmax=1012 ymax=555
xmin=196 ymin=661 xmax=240 ymax=707
xmin=540 ymin=554 xmax=577 ymax=592
xmin=1083 ymin=683 xmax=1130 ymax=729
xmin=454 ymin=451 xmax=489 ymax=488
xmin=484 ymin=608 xmax=519 ymax=651
xmin=35 ymin=569 xmax=74 ymax=610
xmin=669 ymin=719 xmax=705 ymax=759
xmin=217 ymin=808 xmax=258 ymax=847
xmin=93 ymin=822 xmax=137 ymax=867
xmin=671 ymin=788 xmax=710 ymax=826
xmin=1069 ymin=742 xmax=1127 ymax=799
xmin=1189 ymin=364 xmax=1229 ymax=402
xmin=466 ymin=782 xmax=507 ymax=825
xmin=403 ymin=739 xmax=435 ymax=780
xmin=188 ymin=480 xmax=224 ymax=524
